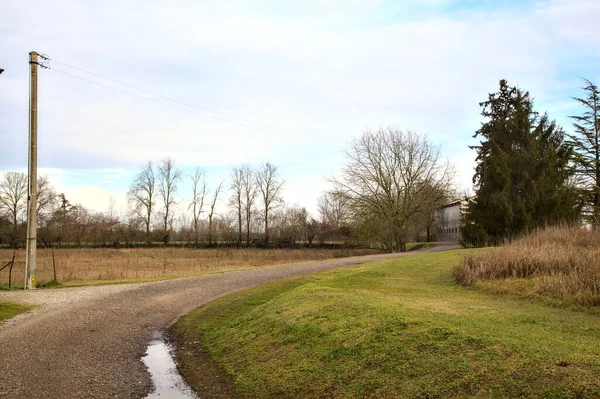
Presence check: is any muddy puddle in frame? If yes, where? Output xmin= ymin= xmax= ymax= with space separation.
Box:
xmin=143 ymin=332 xmax=198 ymax=398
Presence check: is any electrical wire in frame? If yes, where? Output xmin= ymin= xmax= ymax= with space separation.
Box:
xmin=48 ymin=67 xmax=269 ymax=129
xmin=41 ymin=55 xmax=345 ymax=145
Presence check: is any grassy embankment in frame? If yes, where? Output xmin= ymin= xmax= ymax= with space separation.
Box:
xmin=0 ymin=302 xmax=35 ymax=325
xmin=0 ymin=247 xmax=382 ymax=288
xmin=173 ymin=249 xmax=600 ymax=399
xmin=455 ymin=226 xmax=600 ymax=307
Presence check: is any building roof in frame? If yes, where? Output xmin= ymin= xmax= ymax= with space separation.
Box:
xmin=438 ymin=198 xmax=469 ymax=209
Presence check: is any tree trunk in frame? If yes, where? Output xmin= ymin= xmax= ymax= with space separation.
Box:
xmin=208 ymin=216 xmax=213 ymax=247
xmin=237 ymin=202 xmax=242 ymax=249
xmin=246 ymin=217 xmax=251 ymax=247
xmin=145 ymin=223 xmax=151 ymax=247
xmin=264 ymin=209 xmax=269 ymax=247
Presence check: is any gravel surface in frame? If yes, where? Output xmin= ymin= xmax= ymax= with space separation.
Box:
xmin=0 ymin=244 xmax=458 ymax=398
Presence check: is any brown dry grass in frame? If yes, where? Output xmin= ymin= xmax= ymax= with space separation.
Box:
xmin=0 ymin=247 xmax=379 ymax=287
xmin=454 ymin=226 xmax=600 ymax=306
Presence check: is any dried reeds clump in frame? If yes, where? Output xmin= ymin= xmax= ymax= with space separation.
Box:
xmin=454 ymin=226 xmax=600 ymax=306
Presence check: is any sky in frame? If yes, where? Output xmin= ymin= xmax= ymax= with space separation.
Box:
xmin=1 ymin=0 xmax=599 ymax=219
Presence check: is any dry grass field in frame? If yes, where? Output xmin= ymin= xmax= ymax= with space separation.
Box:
xmin=454 ymin=226 xmax=600 ymax=306
xmin=0 ymin=247 xmax=380 ymax=287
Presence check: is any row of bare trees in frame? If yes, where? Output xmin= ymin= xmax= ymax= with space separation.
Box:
xmin=126 ymin=159 xmax=286 ymax=248
xmin=0 ymin=160 xmax=300 ymax=248
xmin=128 ymin=158 xmax=183 ymax=246
xmin=230 ymin=163 xmax=284 ymax=247
xmin=1 ymin=128 xmax=456 ymax=251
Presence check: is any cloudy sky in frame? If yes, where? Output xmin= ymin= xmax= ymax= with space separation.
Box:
xmin=1 ymin=0 xmax=599 ymax=217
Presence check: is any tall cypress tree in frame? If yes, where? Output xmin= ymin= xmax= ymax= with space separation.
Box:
xmin=462 ymin=80 xmax=580 ymax=247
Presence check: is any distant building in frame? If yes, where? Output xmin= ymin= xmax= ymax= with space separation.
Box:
xmin=433 ymin=199 xmax=469 ymax=242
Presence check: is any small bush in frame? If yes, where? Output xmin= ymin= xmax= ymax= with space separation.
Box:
xmin=454 ymin=227 xmax=600 ymax=306
xmin=37 ymin=279 xmax=62 ymax=288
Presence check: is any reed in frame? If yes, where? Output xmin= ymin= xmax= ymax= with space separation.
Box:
xmin=454 ymin=226 xmax=600 ymax=306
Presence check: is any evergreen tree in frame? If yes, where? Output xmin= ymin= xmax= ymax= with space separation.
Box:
xmin=566 ymin=79 xmax=600 ymax=227
xmin=462 ymin=80 xmax=580 ymax=247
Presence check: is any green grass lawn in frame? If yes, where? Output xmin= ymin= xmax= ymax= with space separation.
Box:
xmin=0 ymin=301 xmax=35 ymax=324
xmin=405 ymin=242 xmax=434 ymax=251
xmin=173 ymin=249 xmax=600 ymax=398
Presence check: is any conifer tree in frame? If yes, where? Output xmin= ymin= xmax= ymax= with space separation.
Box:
xmin=567 ymin=79 xmax=600 ymax=227
xmin=462 ymin=80 xmax=580 ymax=247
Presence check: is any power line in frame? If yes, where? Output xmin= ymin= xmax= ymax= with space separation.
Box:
xmin=48 ymin=58 xmax=245 ymax=122
xmin=41 ymin=55 xmax=344 ymax=145
xmin=48 ymin=67 xmax=266 ymax=129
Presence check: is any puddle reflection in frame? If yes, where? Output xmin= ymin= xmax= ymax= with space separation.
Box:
xmin=143 ymin=333 xmax=198 ymax=398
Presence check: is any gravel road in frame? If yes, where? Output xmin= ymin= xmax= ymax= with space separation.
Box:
xmin=0 ymin=244 xmax=457 ymax=398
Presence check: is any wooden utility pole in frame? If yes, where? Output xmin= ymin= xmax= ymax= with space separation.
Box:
xmin=25 ymin=51 xmax=39 ymax=289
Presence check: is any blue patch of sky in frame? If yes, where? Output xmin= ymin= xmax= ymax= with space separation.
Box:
xmin=535 ymin=66 xmax=599 ymax=133
xmin=441 ymin=0 xmax=537 ymax=15
xmin=364 ymin=0 xmax=539 ymax=25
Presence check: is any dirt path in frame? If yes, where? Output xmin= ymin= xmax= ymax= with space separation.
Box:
xmin=0 ymin=244 xmax=458 ymax=398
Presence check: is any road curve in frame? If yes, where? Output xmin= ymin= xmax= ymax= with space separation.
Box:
xmin=0 ymin=244 xmax=458 ymax=398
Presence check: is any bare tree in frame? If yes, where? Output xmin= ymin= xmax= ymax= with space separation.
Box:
xmin=256 ymin=162 xmax=284 ymax=246
xmin=189 ymin=167 xmax=207 ymax=247
xmin=230 ymin=167 xmax=244 ymax=248
xmin=0 ymin=172 xmax=27 ymax=247
xmin=37 ymin=175 xmax=57 ymax=221
xmin=128 ymin=161 xmax=156 ymax=246
xmin=241 ymin=164 xmax=257 ymax=246
xmin=266 ymin=204 xmax=314 ymax=247
xmin=316 ymin=189 xmax=351 ymax=244
xmin=332 ymin=127 xmax=454 ymax=252
xmin=208 ymin=181 xmax=224 ymax=246
xmin=0 ymin=172 xmax=28 ymax=229
xmin=69 ymin=204 xmax=91 ymax=248
xmin=108 ymin=197 xmax=117 ymax=220
xmin=157 ymin=158 xmax=182 ymax=245
xmin=317 ymin=190 xmax=349 ymax=228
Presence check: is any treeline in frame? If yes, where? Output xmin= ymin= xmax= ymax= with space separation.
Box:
xmin=0 ymin=131 xmax=456 ymax=251
xmin=0 ymin=161 xmax=354 ymax=249
xmin=462 ymin=78 xmax=600 ymax=246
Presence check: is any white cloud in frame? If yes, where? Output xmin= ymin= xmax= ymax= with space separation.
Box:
xmin=1 ymin=0 xmax=599 ymax=212
xmin=64 ymin=185 xmax=127 ymax=214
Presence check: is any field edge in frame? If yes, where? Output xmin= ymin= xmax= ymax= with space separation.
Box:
xmin=0 ymin=301 xmax=37 ymax=325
